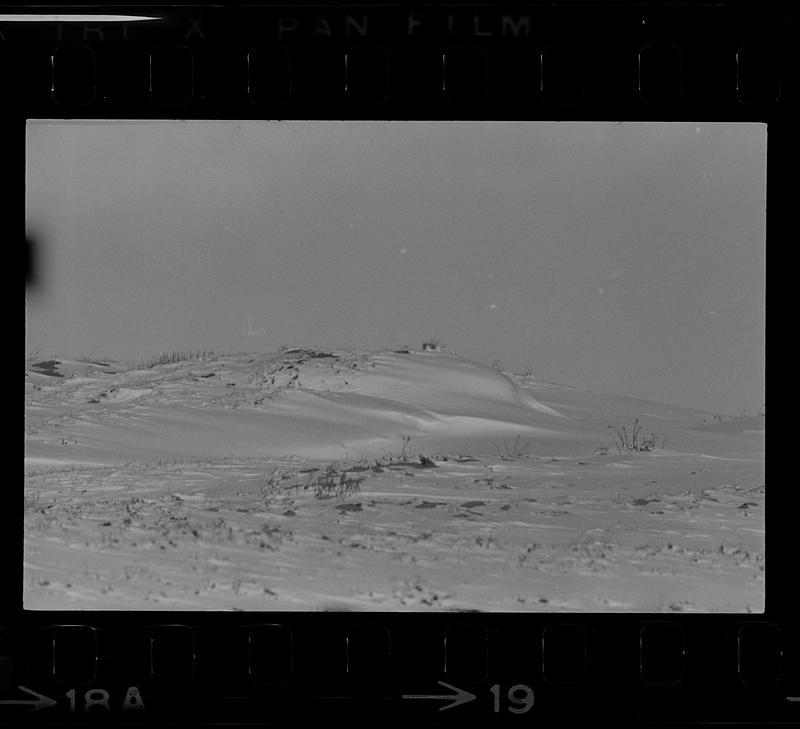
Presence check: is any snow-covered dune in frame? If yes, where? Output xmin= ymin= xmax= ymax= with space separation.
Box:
xmin=24 ymin=349 xmax=765 ymax=611
xmin=348 ymin=351 xmax=563 ymax=418
xmin=25 ymin=350 xmax=566 ymax=466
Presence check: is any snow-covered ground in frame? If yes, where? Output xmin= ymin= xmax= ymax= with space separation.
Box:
xmin=24 ymin=349 xmax=764 ymax=611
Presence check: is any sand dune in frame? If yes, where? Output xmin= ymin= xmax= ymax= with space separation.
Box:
xmin=25 ymin=349 xmax=565 ymax=466
xmin=24 ymin=348 xmax=764 ymax=611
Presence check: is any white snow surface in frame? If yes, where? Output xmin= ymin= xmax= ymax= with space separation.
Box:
xmin=24 ymin=349 xmax=764 ymax=611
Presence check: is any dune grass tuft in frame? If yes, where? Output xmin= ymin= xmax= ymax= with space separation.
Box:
xmin=137 ymin=350 xmax=216 ymax=369
xmin=260 ymin=464 xmax=363 ymax=501
xmin=304 ymin=466 xmax=363 ymax=500
xmin=421 ymin=337 xmax=443 ymax=352
xmin=493 ymin=435 xmax=532 ymax=460
xmin=607 ymin=418 xmax=661 ymax=453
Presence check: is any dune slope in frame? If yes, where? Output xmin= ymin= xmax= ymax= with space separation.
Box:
xmin=24 ymin=349 xmax=764 ymax=611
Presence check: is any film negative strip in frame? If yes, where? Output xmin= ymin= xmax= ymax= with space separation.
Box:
xmin=6 ymin=2 xmax=794 ymax=727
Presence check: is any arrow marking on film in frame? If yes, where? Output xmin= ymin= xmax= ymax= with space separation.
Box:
xmin=0 ymin=685 xmax=57 ymax=712
xmin=402 ymin=681 xmax=477 ymax=711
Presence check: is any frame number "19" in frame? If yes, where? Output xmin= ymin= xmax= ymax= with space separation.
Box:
xmin=489 ymin=684 xmax=534 ymax=714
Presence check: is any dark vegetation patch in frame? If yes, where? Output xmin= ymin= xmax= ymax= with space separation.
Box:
xmin=335 ymin=503 xmax=363 ymax=513
xmin=30 ymin=360 xmax=62 ymax=377
xmin=415 ymin=501 xmax=448 ymax=509
xmin=283 ymin=348 xmax=335 ymax=359
xmin=387 ymin=457 xmax=437 ymax=470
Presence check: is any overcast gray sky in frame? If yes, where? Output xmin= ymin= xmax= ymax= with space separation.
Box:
xmin=26 ymin=121 xmax=765 ymax=415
